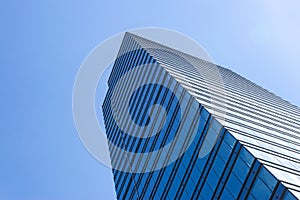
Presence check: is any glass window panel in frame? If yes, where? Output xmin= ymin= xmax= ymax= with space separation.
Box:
xmin=211 ymin=119 xmax=222 ymax=133
xmin=206 ymin=168 xmax=219 ymax=190
xmin=218 ymin=141 xmax=232 ymax=161
xmin=220 ymin=187 xmax=235 ymax=200
xmin=232 ymin=157 xmax=250 ymax=182
xmin=250 ymin=177 xmax=272 ymax=200
xmin=225 ymin=173 xmax=242 ymax=198
xmin=181 ymin=190 xmax=192 ymax=199
xmin=172 ymin=173 xmax=181 ymax=189
xmin=248 ymin=194 xmax=257 ymax=200
xmin=239 ymin=147 xmax=255 ymax=167
xmin=283 ymin=191 xmax=298 ymax=200
xmin=258 ymin=167 xmax=277 ymax=190
xmin=200 ymin=183 xmax=213 ymax=200
xmin=185 ymin=177 xmax=196 ymax=195
xmin=223 ymin=131 xmax=236 ymax=148
xmin=212 ymin=155 xmax=226 ymax=177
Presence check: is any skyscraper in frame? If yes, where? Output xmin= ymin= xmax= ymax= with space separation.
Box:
xmin=102 ymin=33 xmax=300 ymax=199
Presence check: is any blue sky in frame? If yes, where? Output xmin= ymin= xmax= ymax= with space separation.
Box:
xmin=1 ymin=0 xmax=300 ymax=199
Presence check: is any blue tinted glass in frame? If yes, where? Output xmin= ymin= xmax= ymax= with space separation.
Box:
xmin=250 ymin=177 xmax=272 ymax=200
xmin=232 ymin=157 xmax=250 ymax=182
xmin=185 ymin=178 xmax=196 ymax=195
xmin=218 ymin=141 xmax=232 ymax=161
xmin=172 ymin=173 xmax=181 ymax=189
xmin=104 ymin=46 xmax=295 ymax=199
xmin=177 ymin=164 xmax=187 ymax=178
xmin=206 ymin=169 xmax=220 ymax=190
xmin=220 ymin=187 xmax=234 ymax=200
xmin=127 ymin=182 xmax=136 ymax=198
xmin=225 ymin=173 xmax=242 ymax=198
xmin=181 ymin=190 xmax=192 ymax=199
xmin=190 ymin=166 xmax=201 ymax=181
xmin=168 ymin=186 xmax=177 ymax=198
xmin=198 ymin=116 xmax=208 ymax=134
xmin=211 ymin=119 xmax=222 ymax=132
xmin=239 ymin=147 xmax=254 ymax=167
xmin=200 ymin=183 xmax=213 ymax=200
xmin=223 ymin=131 xmax=236 ymax=148
xmin=258 ymin=167 xmax=277 ymax=190
xmin=247 ymin=194 xmax=256 ymax=200
xmin=201 ymin=108 xmax=209 ymax=121
xmin=212 ymin=155 xmax=226 ymax=176
xmin=195 ymin=155 xmax=208 ymax=172
xmin=283 ymin=191 xmax=298 ymax=200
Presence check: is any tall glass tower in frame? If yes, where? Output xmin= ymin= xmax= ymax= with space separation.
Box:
xmin=102 ymin=33 xmax=300 ymax=200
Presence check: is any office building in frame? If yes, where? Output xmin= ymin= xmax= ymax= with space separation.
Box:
xmin=102 ymin=33 xmax=300 ymax=199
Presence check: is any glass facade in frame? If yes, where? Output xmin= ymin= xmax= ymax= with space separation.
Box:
xmin=102 ymin=33 xmax=299 ymax=199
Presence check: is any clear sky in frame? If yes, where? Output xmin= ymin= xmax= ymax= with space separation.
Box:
xmin=1 ymin=0 xmax=300 ymax=199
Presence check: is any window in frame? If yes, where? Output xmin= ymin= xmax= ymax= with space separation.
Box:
xmin=232 ymin=157 xmax=251 ymax=182
xmin=225 ymin=173 xmax=242 ymax=198
xmin=258 ymin=167 xmax=277 ymax=191
xmin=249 ymin=177 xmax=272 ymax=200
xmin=220 ymin=187 xmax=234 ymax=200
xmin=206 ymin=168 xmax=220 ymax=191
xmin=200 ymin=183 xmax=213 ymax=200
